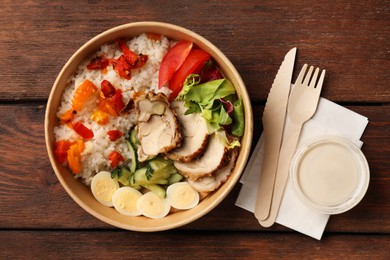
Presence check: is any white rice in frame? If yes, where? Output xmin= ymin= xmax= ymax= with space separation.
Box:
xmin=54 ymin=33 xmax=174 ymax=185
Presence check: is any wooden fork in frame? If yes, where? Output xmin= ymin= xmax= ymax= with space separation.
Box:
xmin=259 ymin=64 xmax=325 ymax=227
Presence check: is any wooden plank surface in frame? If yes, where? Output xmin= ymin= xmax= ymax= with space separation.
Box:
xmin=0 ymin=0 xmax=389 ymax=258
xmin=1 ymin=231 xmax=389 ymax=259
xmin=0 ymin=104 xmax=388 ymax=233
xmin=0 ymin=0 xmax=389 ymax=103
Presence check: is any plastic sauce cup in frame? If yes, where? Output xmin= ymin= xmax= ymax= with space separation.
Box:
xmin=290 ymin=136 xmax=370 ymax=215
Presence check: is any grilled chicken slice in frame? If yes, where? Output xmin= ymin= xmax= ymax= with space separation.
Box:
xmin=174 ymin=133 xmax=228 ymax=180
xmin=135 ymin=92 xmax=182 ymax=162
xmin=167 ymin=101 xmax=209 ymax=162
xmin=188 ymin=149 xmax=237 ymax=197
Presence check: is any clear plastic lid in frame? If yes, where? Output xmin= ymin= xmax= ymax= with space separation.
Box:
xmin=290 ymin=136 xmax=370 ymax=215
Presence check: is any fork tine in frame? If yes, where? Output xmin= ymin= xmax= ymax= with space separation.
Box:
xmin=316 ymin=69 xmax=326 ymax=91
xmin=309 ymin=67 xmax=320 ymax=88
xmin=295 ymin=64 xmax=308 ymax=85
xmin=303 ymin=66 xmax=314 ymax=86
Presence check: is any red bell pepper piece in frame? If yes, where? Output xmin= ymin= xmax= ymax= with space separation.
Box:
xmin=72 ymin=80 xmax=98 ymax=112
xmin=72 ymin=122 xmax=94 ymax=140
xmin=87 ymin=56 xmax=110 ymax=70
xmin=113 ymin=55 xmax=132 ymax=80
xmin=118 ymin=38 xmax=139 ymax=66
xmin=108 ymin=151 xmax=124 ymax=168
xmin=101 ymin=80 xmax=116 ymax=98
xmin=67 ymin=140 xmax=85 ymax=174
xmin=112 ymin=89 xmax=125 ymax=113
xmin=132 ymin=54 xmax=148 ymax=69
xmin=107 ymin=130 xmax=123 ymax=142
xmin=117 ymin=38 xmax=149 ymax=69
xmin=54 ymin=140 xmax=72 ymax=164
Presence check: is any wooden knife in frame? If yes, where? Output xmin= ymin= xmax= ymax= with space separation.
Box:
xmin=254 ymin=47 xmax=296 ymax=221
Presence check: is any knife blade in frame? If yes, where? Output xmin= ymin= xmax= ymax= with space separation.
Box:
xmin=254 ymin=47 xmax=296 ymax=221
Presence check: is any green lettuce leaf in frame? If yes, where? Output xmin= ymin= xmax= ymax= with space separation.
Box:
xmin=231 ymin=98 xmax=244 ymax=137
xmin=177 ymin=74 xmax=244 ymax=146
xmin=215 ymin=130 xmax=240 ymax=149
xmin=184 ymin=79 xmax=224 ymax=105
xmin=176 ymin=74 xmax=200 ymax=100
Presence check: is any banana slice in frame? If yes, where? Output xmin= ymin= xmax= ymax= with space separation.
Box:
xmin=112 ymin=187 xmax=142 ymax=216
xmin=166 ymin=182 xmax=200 ymax=210
xmin=136 ymin=192 xmax=171 ymax=219
xmin=91 ymin=171 xmax=119 ymax=207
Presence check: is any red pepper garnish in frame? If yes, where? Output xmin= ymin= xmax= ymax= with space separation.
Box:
xmin=113 ymin=55 xmax=132 ymax=79
xmin=107 ymin=130 xmax=123 ymax=141
xmin=72 ymin=122 xmax=94 ymax=140
xmin=101 ymin=80 xmax=116 ymax=98
xmin=108 ymin=151 xmax=124 ymax=168
xmin=87 ymin=56 xmax=110 ymax=70
xmin=112 ymin=89 xmax=125 ymax=113
xmin=133 ymin=54 xmax=148 ymax=69
xmin=54 ymin=140 xmax=73 ymax=164
xmin=118 ymin=38 xmax=139 ymax=66
xmin=88 ymin=39 xmax=148 ymax=80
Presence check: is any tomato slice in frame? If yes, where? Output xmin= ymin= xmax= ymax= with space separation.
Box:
xmin=158 ymin=41 xmax=193 ymax=89
xmin=168 ymin=49 xmax=211 ymax=101
xmin=72 ymin=122 xmax=94 ymax=140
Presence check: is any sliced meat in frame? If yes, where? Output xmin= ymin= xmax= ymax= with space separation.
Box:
xmin=135 ymin=92 xmax=182 ymax=162
xmin=167 ymin=100 xmax=209 ymax=162
xmin=188 ymin=149 xmax=237 ymax=197
xmin=174 ymin=133 xmax=228 ymax=180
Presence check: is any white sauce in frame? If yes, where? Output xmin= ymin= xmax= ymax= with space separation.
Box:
xmin=297 ymin=142 xmax=358 ymax=206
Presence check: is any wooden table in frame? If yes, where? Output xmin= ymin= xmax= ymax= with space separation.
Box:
xmin=1 ymin=0 xmax=389 ymax=258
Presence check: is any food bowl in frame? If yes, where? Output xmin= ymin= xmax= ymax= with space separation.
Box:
xmin=45 ymin=21 xmax=253 ymax=231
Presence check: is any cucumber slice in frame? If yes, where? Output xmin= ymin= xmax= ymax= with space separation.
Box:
xmin=130 ymin=184 xmax=142 ymax=190
xmin=132 ymin=167 xmax=148 ymax=185
xmin=126 ymin=140 xmax=137 ymax=173
xmin=130 ymin=128 xmax=139 ymax=147
xmin=142 ymin=184 xmax=166 ymax=198
xmin=111 ymin=167 xmax=122 ymax=180
xmin=168 ymin=173 xmax=184 ymax=184
xmin=147 ymin=157 xmax=178 ymax=183
xmin=118 ymin=166 xmax=132 ymax=186
xmin=147 ymin=157 xmax=171 ymax=174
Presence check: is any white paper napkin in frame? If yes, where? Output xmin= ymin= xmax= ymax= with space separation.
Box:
xmin=235 ymin=97 xmax=369 ymax=240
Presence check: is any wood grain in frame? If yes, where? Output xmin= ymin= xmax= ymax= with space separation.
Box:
xmin=0 ymin=0 xmax=389 ymax=256
xmin=0 ymin=0 xmax=389 ymax=102
xmin=1 ymin=231 xmax=389 ymax=259
xmin=0 ymin=104 xmax=388 ymax=233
